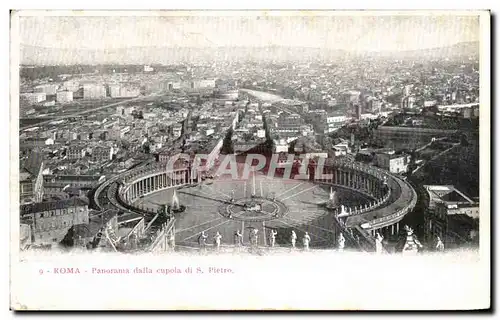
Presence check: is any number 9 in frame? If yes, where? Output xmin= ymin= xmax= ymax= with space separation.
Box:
xmin=39 ymin=269 xmax=43 ymax=275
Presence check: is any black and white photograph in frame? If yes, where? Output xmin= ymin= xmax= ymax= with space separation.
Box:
xmin=9 ymin=10 xmax=491 ymax=310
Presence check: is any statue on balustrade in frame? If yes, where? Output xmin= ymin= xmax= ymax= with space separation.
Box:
xmin=290 ymin=230 xmax=297 ymax=249
xmin=198 ymin=231 xmax=208 ymax=250
xmin=213 ymin=232 xmax=222 ymax=251
xmin=337 ymin=205 xmax=347 ymax=217
xmin=396 ymin=225 xmax=423 ymax=255
xmin=248 ymin=227 xmax=259 ymax=247
xmin=234 ymin=230 xmax=243 ymax=247
xmin=337 ymin=233 xmax=345 ymax=252
xmin=435 ymin=236 xmax=444 ymax=252
xmin=168 ymin=232 xmax=175 ymax=251
xmin=302 ymin=232 xmax=311 ymax=251
xmin=269 ymin=229 xmax=278 ymax=248
xmin=375 ymin=232 xmax=384 ymax=254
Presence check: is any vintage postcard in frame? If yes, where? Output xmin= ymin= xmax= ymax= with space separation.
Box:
xmin=10 ymin=10 xmax=490 ymax=310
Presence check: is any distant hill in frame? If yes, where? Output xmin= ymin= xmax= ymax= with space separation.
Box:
xmin=361 ymin=41 xmax=479 ymax=59
xmin=20 ymin=41 xmax=479 ymax=65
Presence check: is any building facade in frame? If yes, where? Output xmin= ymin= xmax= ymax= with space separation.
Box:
xmin=20 ymin=198 xmax=90 ymax=245
xmin=19 ymin=153 xmax=44 ymax=204
xmin=91 ymin=146 xmax=114 ymax=162
xmin=376 ymin=153 xmax=411 ymax=174
xmin=34 ymin=84 xmax=59 ymax=95
xmin=56 ymin=90 xmax=74 ymax=103
xmin=423 ymin=185 xmax=480 ymax=249
xmin=21 ymin=92 xmax=47 ymax=104
xmin=67 ymin=145 xmax=86 ymax=160
xmin=83 ymin=84 xmax=107 ymax=100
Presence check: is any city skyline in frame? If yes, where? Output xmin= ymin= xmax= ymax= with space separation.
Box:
xmin=18 ymin=13 xmax=480 ymax=65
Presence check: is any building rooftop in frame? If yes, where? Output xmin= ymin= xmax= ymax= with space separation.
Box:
xmin=20 ymin=151 xmax=44 ymax=182
xmin=20 ymin=197 xmax=89 ymax=216
xmin=424 ymin=185 xmax=475 ymax=209
xmin=43 ymin=175 xmax=103 ymax=182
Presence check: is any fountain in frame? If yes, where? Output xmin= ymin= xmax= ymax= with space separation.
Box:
xmin=170 ymin=189 xmax=186 ymax=214
xmin=326 ymin=187 xmax=339 ymax=209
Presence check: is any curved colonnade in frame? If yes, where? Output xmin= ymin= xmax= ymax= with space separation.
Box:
xmin=319 ymin=159 xmax=417 ymax=236
xmin=93 ymin=159 xmax=417 ymax=248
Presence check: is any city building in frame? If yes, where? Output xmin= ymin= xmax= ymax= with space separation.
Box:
xmin=91 ymin=146 xmax=114 ymax=162
xmin=43 ymin=175 xmax=105 ymax=188
xmin=56 ymin=90 xmax=73 ymax=103
xmin=19 ymin=152 xmax=44 ymax=204
xmin=172 ymin=124 xmax=183 ymax=138
xmin=324 ymin=114 xmax=349 ymax=134
xmin=333 ymin=140 xmax=350 ymax=157
xmin=62 ymin=80 xmax=80 ymax=92
xmin=108 ymin=83 xmax=141 ymax=98
xmin=376 ymin=153 xmax=411 ymax=174
xmin=340 ymin=90 xmax=361 ymax=104
xmin=34 ymin=84 xmax=59 ymax=95
xmin=473 ymin=106 xmax=480 ymax=118
xmin=424 ymin=100 xmax=437 ymax=107
xmin=423 ymin=185 xmax=480 ymax=248
xmin=21 ymin=92 xmax=46 ymax=104
xmin=67 ymin=145 xmax=87 ymax=160
xmin=83 ymin=84 xmax=107 ymax=100
xmin=354 ymin=104 xmax=362 ymax=120
xmin=273 ymin=139 xmax=289 ymax=153
xmin=462 ymin=107 xmax=473 ymax=119
xmin=108 ymin=126 xmax=131 ymax=140
xmin=185 ymin=79 xmax=216 ymax=90
xmin=403 ymin=84 xmax=412 ymax=97
xmin=20 ymin=198 xmax=90 ymax=246
xmin=371 ymin=100 xmax=383 ymax=114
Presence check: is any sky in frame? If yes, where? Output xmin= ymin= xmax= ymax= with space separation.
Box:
xmin=17 ymin=13 xmax=481 ymax=64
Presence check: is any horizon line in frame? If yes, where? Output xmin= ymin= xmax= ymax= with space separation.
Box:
xmin=20 ymin=40 xmax=478 ymax=52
